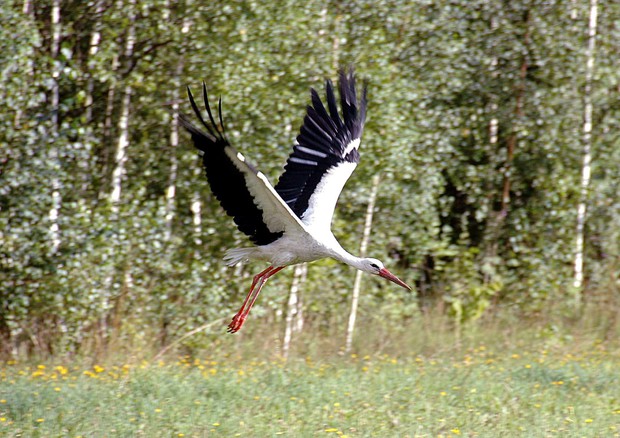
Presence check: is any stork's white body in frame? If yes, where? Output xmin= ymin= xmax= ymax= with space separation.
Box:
xmin=180 ymin=68 xmax=410 ymax=333
xmin=225 ymin=228 xmax=352 ymax=267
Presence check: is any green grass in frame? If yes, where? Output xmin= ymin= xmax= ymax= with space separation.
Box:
xmin=1 ymin=340 xmax=620 ymax=437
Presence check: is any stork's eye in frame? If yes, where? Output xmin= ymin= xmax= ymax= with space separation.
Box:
xmin=370 ymin=263 xmax=380 ymax=269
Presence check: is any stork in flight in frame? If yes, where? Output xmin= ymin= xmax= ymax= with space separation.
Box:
xmin=180 ymin=68 xmax=411 ymax=333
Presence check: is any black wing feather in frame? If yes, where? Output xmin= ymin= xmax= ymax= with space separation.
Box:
xmin=274 ymin=67 xmax=368 ymax=218
xmin=179 ymin=88 xmax=283 ymax=246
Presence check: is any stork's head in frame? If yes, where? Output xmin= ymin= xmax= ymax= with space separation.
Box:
xmin=360 ymin=258 xmax=411 ymax=290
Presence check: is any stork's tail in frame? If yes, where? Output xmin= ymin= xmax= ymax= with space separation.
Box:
xmin=223 ymin=247 xmax=255 ymax=266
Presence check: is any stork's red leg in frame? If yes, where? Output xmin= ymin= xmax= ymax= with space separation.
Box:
xmin=245 ymin=266 xmax=284 ymax=316
xmin=235 ymin=266 xmax=275 ymax=316
xmin=227 ymin=266 xmax=284 ymax=333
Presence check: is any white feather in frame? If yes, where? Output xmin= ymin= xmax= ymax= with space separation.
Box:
xmin=223 ymin=146 xmax=307 ymax=235
xmin=223 ymin=247 xmax=255 ymax=266
xmin=300 ymin=161 xmax=357 ymax=232
xmin=290 ymin=157 xmax=318 ymax=166
xmin=295 ymin=145 xmax=328 ymax=158
xmin=343 ymin=138 xmax=361 ymax=156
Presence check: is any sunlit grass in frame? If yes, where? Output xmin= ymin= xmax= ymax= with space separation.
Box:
xmin=1 ymin=341 xmax=619 ymax=437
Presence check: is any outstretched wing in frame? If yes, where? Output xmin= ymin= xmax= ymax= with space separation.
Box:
xmin=180 ymin=84 xmax=306 ymax=246
xmin=274 ymin=68 xmax=368 ymax=232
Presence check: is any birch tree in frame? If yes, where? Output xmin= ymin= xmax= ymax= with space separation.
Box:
xmin=110 ymin=0 xmax=135 ymax=210
xmin=282 ymin=263 xmax=307 ymax=359
xmin=164 ymin=83 xmax=180 ymax=243
xmin=345 ymin=174 xmax=380 ymax=353
xmin=48 ymin=0 xmax=62 ymax=253
xmin=85 ymin=0 xmax=104 ymax=124
xmin=573 ymin=0 xmax=599 ymax=299
xmin=110 ymin=85 xmax=134 ymax=214
xmin=101 ymin=0 xmax=136 ymax=346
xmin=164 ymin=3 xmax=191 ymax=242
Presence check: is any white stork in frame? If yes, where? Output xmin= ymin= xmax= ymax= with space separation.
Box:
xmin=180 ymin=68 xmax=411 ymax=333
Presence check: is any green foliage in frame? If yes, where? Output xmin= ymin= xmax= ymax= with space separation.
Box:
xmin=1 ymin=0 xmax=619 ymax=356
xmin=442 ymin=247 xmax=503 ymax=324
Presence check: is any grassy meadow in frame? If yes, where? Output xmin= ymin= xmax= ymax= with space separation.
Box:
xmin=1 ymin=313 xmax=620 ymax=438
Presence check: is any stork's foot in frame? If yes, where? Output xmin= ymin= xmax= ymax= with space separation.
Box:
xmin=227 ymin=313 xmax=246 ymax=333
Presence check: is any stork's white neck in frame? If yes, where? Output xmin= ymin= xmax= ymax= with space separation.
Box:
xmin=329 ymin=242 xmax=367 ymax=272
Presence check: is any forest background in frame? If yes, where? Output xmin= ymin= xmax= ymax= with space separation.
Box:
xmin=1 ymin=0 xmax=619 ymax=360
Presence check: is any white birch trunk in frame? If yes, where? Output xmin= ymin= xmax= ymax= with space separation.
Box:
xmin=345 ymin=174 xmax=380 ymax=353
xmin=163 ymin=1 xmax=192 ymax=243
xmin=83 ymin=1 xmax=104 ymax=197
xmin=570 ymin=0 xmax=579 ymax=20
xmin=573 ymin=0 xmax=598 ymax=298
xmin=109 ymin=0 xmax=136 ymax=215
xmin=489 ymin=17 xmax=499 ymax=146
xmin=102 ymin=0 xmax=136 ymax=341
xmin=163 ymin=0 xmax=192 ymax=241
xmin=191 ymin=187 xmax=203 ymax=248
xmin=85 ymin=0 xmax=103 ymax=123
xmin=164 ymin=78 xmax=181 ymax=242
xmin=48 ymin=0 xmax=62 ymax=253
xmin=282 ymin=263 xmax=307 ymax=359
xmin=110 ymin=84 xmax=132 ymax=215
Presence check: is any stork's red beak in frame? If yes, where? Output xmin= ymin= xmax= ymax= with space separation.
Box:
xmin=378 ymin=268 xmax=411 ymax=291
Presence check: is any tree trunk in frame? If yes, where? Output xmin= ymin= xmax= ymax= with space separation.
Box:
xmin=163 ymin=1 xmax=191 ymax=242
xmin=345 ymin=174 xmax=380 ymax=353
xmin=48 ymin=0 xmax=62 ymax=254
xmin=191 ymin=189 xmax=202 ymax=246
xmin=102 ymin=0 xmax=136 ymax=347
xmin=164 ymin=70 xmax=181 ymax=242
xmin=282 ymin=263 xmax=307 ymax=359
xmin=98 ymin=61 xmax=118 ymax=202
xmin=573 ymin=0 xmax=598 ymax=300
xmin=85 ymin=0 xmax=103 ymax=123
xmin=108 ymin=2 xmax=136 ymax=210
xmin=110 ymin=84 xmax=132 ymax=215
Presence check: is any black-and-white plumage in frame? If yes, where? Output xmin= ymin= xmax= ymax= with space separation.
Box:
xmin=180 ymin=68 xmax=410 ymax=333
xmin=275 ymin=70 xmax=365 ymax=231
